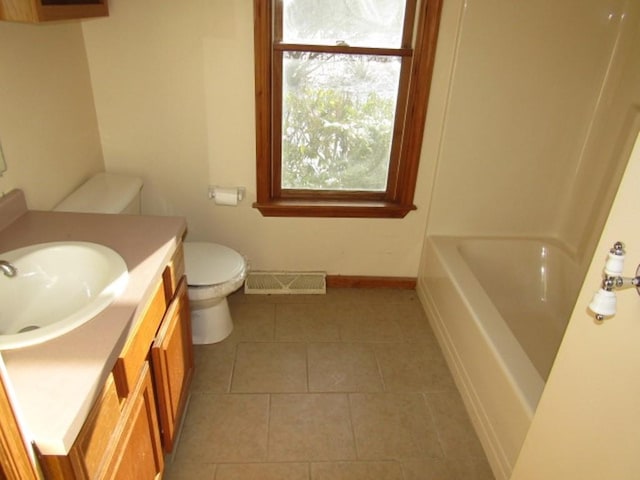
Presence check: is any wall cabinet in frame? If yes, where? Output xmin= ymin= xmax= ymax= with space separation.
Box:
xmin=38 ymin=243 xmax=194 ymax=479
xmin=0 ymin=0 xmax=108 ymax=23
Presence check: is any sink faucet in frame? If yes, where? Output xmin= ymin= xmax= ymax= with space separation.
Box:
xmin=0 ymin=260 xmax=17 ymax=277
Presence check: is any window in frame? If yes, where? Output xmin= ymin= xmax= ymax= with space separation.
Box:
xmin=253 ymin=0 xmax=442 ymax=218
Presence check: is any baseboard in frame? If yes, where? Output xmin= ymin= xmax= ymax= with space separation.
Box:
xmin=326 ymin=275 xmax=416 ymax=289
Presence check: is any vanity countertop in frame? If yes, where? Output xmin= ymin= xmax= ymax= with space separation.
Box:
xmin=0 ymin=190 xmax=187 ymax=455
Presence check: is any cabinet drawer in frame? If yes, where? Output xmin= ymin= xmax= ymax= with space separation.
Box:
xmin=113 ymin=279 xmax=166 ymax=398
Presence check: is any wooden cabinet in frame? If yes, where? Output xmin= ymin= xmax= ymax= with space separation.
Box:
xmin=113 ymin=279 xmax=167 ymax=399
xmin=64 ymin=375 xmax=121 ymax=478
xmin=151 ymin=277 xmax=193 ymax=453
xmin=0 ymin=0 xmax=108 ymax=23
xmin=39 ymin=366 xmax=163 ymax=480
xmin=102 ymin=364 xmax=163 ymax=480
xmin=39 ymin=243 xmax=194 ymax=479
xmin=114 ymin=244 xmax=193 ymax=454
xmin=0 ymin=375 xmax=39 ymax=480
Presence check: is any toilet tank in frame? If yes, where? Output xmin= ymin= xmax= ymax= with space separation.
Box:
xmin=54 ymin=173 xmax=143 ymax=215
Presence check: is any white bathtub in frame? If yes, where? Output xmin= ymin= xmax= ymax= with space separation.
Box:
xmin=418 ymin=236 xmax=581 ymax=480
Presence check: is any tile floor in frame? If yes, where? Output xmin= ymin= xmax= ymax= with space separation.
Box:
xmin=165 ymin=289 xmax=494 ymax=480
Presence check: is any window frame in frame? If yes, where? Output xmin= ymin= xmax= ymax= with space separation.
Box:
xmin=253 ymin=0 xmax=443 ymax=218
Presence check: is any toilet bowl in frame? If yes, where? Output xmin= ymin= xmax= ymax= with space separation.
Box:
xmin=183 ymin=242 xmax=247 ymax=344
xmin=54 ymin=173 xmax=247 ymax=344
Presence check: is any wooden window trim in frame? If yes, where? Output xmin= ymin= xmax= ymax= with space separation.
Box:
xmin=253 ymin=0 xmax=443 ymax=219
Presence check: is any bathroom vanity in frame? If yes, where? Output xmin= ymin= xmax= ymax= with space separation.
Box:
xmin=0 ymin=190 xmax=192 ymax=479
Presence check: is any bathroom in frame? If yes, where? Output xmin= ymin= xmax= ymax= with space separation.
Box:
xmin=0 ymin=0 xmax=639 ymax=479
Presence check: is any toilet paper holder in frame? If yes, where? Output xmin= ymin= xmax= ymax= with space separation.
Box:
xmin=207 ymin=186 xmax=246 ymax=205
xmin=588 ymin=241 xmax=640 ymax=321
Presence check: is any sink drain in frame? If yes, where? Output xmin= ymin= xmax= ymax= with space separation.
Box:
xmin=18 ymin=325 xmax=40 ymax=333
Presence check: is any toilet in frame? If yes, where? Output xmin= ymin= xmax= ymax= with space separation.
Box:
xmin=54 ymin=172 xmax=247 ymax=344
xmin=54 ymin=172 xmax=143 ymax=215
xmin=182 ymin=242 xmax=246 ymax=344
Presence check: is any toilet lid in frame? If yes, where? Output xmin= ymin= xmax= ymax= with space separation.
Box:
xmin=183 ymin=242 xmax=245 ymax=286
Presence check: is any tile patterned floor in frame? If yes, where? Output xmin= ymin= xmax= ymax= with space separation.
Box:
xmin=165 ymin=289 xmax=494 ymax=480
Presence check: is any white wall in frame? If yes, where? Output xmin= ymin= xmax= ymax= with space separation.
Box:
xmin=81 ymin=0 xmax=436 ymax=277
xmin=0 ymin=21 xmax=104 ymax=210
xmin=558 ymin=0 xmax=640 ymax=261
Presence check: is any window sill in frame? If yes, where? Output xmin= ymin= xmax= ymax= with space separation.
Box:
xmin=253 ymin=199 xmax=416 ymax=218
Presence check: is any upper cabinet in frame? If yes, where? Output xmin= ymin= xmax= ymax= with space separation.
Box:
xmin=0 ymin=0 xmax=108 ymax=23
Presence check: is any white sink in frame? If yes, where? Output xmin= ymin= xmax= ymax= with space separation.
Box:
xmin=0 ymin=241 xmax=128 ymax=350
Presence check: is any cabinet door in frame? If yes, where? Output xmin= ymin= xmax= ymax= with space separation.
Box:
xmin=151 ymin=276 xmax=194 ymax=453
xmin=69 ymin=375 xmax=121 ymax=479
xmin=113 ymin=279 xmax=166 ymax=398
xmin=104 ymin=363 xmax=163 ymax=480
xmin=38 ymin=375 xmax=121 ymax=480
xmin=0 ymin=375 xmax=38 ymax=480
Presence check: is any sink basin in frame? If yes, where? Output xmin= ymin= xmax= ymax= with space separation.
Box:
xmin=0 ymin=241 xmax=128 ymax=350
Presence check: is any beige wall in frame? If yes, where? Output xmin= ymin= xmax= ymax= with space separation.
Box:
xmin=558 ymin=1 xmax=640 ymax=262
xmin=81 ymin=0 xmax=437 ymax=277
xmin=425 ymin=0 xmax=628 ymax=248
xmin=0 ymin=21 xmax=103 ymax=210
xmin=511 ymin=129 xmax=640 ymax=480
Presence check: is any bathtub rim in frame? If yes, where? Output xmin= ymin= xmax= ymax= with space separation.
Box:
xmin=427 ymin=235 xmax=547 ymax=415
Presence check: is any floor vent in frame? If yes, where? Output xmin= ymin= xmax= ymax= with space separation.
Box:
xmin=244 ymin=271 xmax=326 ymax=295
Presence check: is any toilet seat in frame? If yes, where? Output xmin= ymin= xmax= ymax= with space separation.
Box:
xmin=183 ymin=242 xmax=247 ymax=301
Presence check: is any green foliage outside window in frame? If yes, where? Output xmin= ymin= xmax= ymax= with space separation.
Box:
xmin=282 ymin=87 xmax=395 ymax=191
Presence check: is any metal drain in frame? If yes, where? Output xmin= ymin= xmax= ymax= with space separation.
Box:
xmin=18 ymin=325 xmax=40 ymax=333
xmin=244 ymin=271 xmax=326 ymax=295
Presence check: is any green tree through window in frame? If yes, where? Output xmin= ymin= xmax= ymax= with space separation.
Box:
xmin=282 ymin=53 xmax=398 ymax=191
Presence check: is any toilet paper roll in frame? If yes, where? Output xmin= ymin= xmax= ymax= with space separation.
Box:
xmin=213 ymin=187 xmax=239 ymax=206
